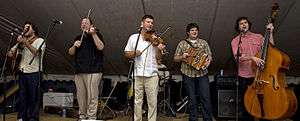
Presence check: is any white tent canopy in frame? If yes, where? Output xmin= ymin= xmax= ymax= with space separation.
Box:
xmin=1 ymin=0 xmax=299 ymax=76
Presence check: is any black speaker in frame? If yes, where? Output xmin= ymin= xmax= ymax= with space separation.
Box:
xmin=99 ymin=78 xmax=112 ymax=97
xmin=215 ymin=75 xmax=236 ymax=89
xmin=217 ymin=89 xmax=243 ymax=118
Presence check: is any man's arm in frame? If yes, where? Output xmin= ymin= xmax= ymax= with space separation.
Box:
xmin=174 ymin=54 xmax=188 ymax=62
xmin=155 ymin=45 xmax=163 ymax=64
xmin=124 ymin=51 xmax=142 ymax=59
xmin=24 ymin=39 xmax=39 ymax=55
xmin=92 ymin=33 xmax=104 ymax=50
xmin=7 ymin=44 xmax=18 ymax=57
xmin=89 ymin=26 xmax=104 ymax=50
xmin=68 ymin=40 xmax=81 ymax=56
xmin=173 ymin=42 xmax=186 ymax=62
xmin=68 ymin=44 xmax=76 ymax=56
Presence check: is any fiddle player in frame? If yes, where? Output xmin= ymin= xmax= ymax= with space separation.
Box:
xmin=174 ymin=23 xmax=213 ymax=121
xmin=124 ymin=14 xmax=165 ymax=121
xmin=68 ymin=17 xmax=104 ymax=120
xmin=7 ymin=21 xmax=45 ymax=121
xmin=231 ymin=17 xmax=274 ymax=121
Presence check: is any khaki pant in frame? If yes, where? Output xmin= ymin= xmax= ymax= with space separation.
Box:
xmin=134 ymin=76 xmax=159 ymax=121
xmin=74 ymin=73 xmax=102 ymax=119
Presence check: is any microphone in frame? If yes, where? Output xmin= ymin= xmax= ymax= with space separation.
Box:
xmin=10 ymin=28 xmax=21 ymax=36
xmin=53 ymin=19 xmax=63 ymax=24
xmin=20 ymin=27 xmax=30 ymax=37
xmin=11 ymin=28 xmax=21 ymax=34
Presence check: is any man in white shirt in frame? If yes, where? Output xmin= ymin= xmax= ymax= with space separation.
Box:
xmin=8 ymin=21 xmax=45 ymax=121
xmin=124 ymin=15 xmax=165 ymax=121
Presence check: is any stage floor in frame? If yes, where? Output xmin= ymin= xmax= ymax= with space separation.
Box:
xmin=0 ymin=112 xmax=294 ymax=121
xmin=0 ymin=112 xmax=198 ymax=121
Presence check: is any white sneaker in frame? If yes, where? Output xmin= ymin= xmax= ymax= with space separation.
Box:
xmin=86 ymin=117 xmax=97 ymax=120
xmin=17 ymin=119 xmax=23 ymax=121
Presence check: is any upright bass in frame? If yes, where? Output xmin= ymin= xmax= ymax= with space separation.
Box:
xmin=244 ymin=3 xmax=297 ymax=120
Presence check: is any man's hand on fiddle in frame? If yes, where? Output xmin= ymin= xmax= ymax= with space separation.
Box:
xmin=152 ymin=34 xmax=158 ymax=39
xmin=88 ymin=26 xmax=97 ymax=35
xmin=157 ymin=43 xmax=165 ymax=51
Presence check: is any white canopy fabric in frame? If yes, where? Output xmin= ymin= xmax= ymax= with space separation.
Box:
xmin=1 ymin=0 xmax=299 ymax=76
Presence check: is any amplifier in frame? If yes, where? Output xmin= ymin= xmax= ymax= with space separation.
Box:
xmin=43 ymin=92 xmax=73 ymax=108
xmin=215 ymin=75 xmax=236 ymax=89
xmin=217 ymin=90 xmax=243 ymax=118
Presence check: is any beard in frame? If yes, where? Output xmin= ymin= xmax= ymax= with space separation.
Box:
xmin=240 ymin=27 xmax=249 ymax=33
xmin=24 ymin=32 xmax=34 ymax=38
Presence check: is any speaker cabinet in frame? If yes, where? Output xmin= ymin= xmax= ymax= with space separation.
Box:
xmin=217 ymin=90 xmax=243 ymax=118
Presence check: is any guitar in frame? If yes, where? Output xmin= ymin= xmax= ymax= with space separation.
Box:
xmin=11 ymin=43 xmax=24 ymax=75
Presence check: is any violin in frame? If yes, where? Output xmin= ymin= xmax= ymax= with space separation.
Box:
xmin=141 ymin=27 xmax=171 ymax=55
xmin=143 ymin=30 xmax=164 ymax=46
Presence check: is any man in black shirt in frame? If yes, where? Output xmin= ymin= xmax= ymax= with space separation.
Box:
xmin=68 ymin=17 xmax=104 ymax=120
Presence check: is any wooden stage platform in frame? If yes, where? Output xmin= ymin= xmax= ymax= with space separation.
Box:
xmin=0 ymin=112 xmax=294 ymax=121
xmin=0 ymin=112 xmax=194 ymax=121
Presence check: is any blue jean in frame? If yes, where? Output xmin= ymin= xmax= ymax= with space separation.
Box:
xmin=182 ymin=74 xmax=213 ymax=121
xmin=17 ymin=72 xmax=41 ymax=121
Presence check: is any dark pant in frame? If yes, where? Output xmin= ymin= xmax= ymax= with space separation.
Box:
xmin=183 ymin=74 xmax=213 ymax=121
xmin=17 ymin=72 xmax=41 ymax=121
xmin=238 ymin=76 xmax=254 ymax=121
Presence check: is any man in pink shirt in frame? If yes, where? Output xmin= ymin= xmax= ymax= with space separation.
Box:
xmin=231 ymin=17 xmax=274 ymax=121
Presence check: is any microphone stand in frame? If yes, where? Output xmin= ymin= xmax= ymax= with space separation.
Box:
xmin=127 ymin=27 xmax=142 ymax=121
xmin=27 ymin=22 xmax=59 ymax=119
xmin=29 ymin=21 xmax=59 ymax=80
xmin=235 ymin=32 xmax=243 ymax=121
xmin=1 ymin=31 xmax=16 ymax=121
xmin=29 ymin=22 xmax=58 ymax=65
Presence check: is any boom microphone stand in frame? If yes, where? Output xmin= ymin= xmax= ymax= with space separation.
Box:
xmin=235 ymin=32 xmax=243 ymax=121
xmin=27 ymin=21 xmax=61 ymax=119
xmin=0 ymin=30 xmax=16 ymax=121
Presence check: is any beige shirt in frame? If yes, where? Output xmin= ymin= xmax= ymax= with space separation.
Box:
xmin=11 ymin=38 xmax=46 ymax=73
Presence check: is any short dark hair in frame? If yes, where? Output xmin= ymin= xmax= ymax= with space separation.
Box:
xmin=186 ymin=23 xmax=199 ymax=33
xmin=24 ymin=21 xmax=38 ymax=36
xmin=141 ymin=15 xmax=154 ymax=21
xmin=235 ymin=16 xmax=252 ymax=32
xmin=82 ymin=17 xmax=93 ymax=25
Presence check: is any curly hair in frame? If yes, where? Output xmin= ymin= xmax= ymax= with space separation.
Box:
xmin=234 ymin=17 xmax=252 ymax=32
xmin=24 ymin=21 xmax=39 ymax=36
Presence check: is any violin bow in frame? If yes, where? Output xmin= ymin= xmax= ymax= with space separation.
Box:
xmin=79 ymin=8 xmax=92 ymax=42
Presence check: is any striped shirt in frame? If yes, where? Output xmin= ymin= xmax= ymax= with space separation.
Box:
xmin=174 ymin=38 xmax=212 ymax=77
xmin=231 ymin=32 xmax=263 ymax=78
